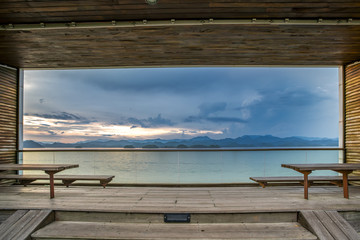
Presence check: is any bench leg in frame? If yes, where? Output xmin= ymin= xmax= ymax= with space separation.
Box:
xmin=335 ymin=170 xmax=353 ymax=199
xmin=45 ymin=170 xmax=60 ymax=199
xmin=62 ymin=180 xmax=76 ymax=187
xmin=297 ymin=170 xmax=312 ymax=200
xmin=300 ymin=181 xmax=312 ymax=187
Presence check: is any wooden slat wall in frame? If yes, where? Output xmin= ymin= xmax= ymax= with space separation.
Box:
xmin=1 ymin=0 xmax=360 ymax=23
xmin=0 ymin=65 xmax=18 ymax=185
xmin=345 ymin=61 xmax=360 ymax=176
xmin=1 ymin=24 xmax=360 ymax=68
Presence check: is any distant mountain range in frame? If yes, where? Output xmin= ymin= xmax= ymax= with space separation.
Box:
xmin=24 ymin=135 xmax=338 ymax=149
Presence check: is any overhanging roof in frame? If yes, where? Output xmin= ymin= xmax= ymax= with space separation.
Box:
xmin=0 ymin=0 xmax=360 ymax=68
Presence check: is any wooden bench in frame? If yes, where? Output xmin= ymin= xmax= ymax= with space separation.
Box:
xmin=0 ymin=174 xmax=115 ymax=188
xmin=249 ymin=175 xmax=360 ymax=188
xmin=0 ymin=164 xmax=79 ymax=198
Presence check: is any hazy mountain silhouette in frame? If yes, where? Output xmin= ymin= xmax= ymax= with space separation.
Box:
xmin=24 ymin=135 xmax=338 ymax=149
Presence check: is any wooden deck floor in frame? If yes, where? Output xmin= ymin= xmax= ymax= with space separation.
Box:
xmin=0 ymin=185 xmax=360 ymax=213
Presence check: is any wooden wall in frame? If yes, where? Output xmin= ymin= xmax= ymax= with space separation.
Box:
xmin=345 ymin=61 xmax=360 ymax=175
xmin=0 ymin=65 xmax=18 ymax=184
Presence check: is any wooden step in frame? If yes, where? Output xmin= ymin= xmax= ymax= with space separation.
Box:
xmin=299 ymin=210 xmax=360 ymax=240
xmin=31 ymin=221 xmax=317 ymax=240
xmin=0 ymin=209 xmax=54 ymax=240
xmin=0 ymin=210 xmax=14 ymax=224
xmin=55 ymin=211 xmax=298 ymax=224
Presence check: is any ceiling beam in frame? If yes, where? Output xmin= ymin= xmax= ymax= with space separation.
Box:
xmin=1 ymin=18 xmax=359 ymax=31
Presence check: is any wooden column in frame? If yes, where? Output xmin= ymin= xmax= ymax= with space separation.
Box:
xmin=0 ymin=65 xmax=18 ymax=185
xmin=344 ymin=61 xmax=360 ymax=180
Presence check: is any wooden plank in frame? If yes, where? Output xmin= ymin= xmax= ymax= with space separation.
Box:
xmin=0 ymin=210 xmax=54 ymax=239
xmin=345 ymin=62 xmax=360 ymax=168
xmin=1 ymin=24 xmax=360 ymax=68
xmin=326 ymin=211 xmax=360 ymax=240
xmin=282 ymin=164 xmax=360 ymax=171
xmin=0 ymin=164 xmax=79 ymax=171
xmin=0 ymin=210 xmax=15 ymax=224
xmin=313 ymin=210 xmax=348 ymax=240
xmin=0 ymin=185 xmax=359 ymax=214
xmin=0 ymin=210 xmax=29 ymax=237
xmin=31 ymin=221 xmax=317 ymax=239
xmin=251 ymin=176 xmax=360 ymax=182
xmin=299 ymin=210 xmax=335 ymax=240
xmin=340 ymin=212 xmax=360 ymax=233
xmin=11 ymin=210 xmax=54 ymax=240
xmin=0 ymin=64 xmax=17 ymax=185
xmin=0 ymin=174 xmax=115 ymax=187
xmin=250 ymin=175 xmax=360 ymax=188
xmin=0 ymin=174 xmax=115 ymax=181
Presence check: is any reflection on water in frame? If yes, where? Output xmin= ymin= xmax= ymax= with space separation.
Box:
xmin=23 ymin=150 xmax=342 ymax=184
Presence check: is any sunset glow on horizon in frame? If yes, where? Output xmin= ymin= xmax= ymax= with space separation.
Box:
xmin=24 ymin=67 xmax=339 ymax=144
xmin=24 ymin=115 xmax=224 ymax=143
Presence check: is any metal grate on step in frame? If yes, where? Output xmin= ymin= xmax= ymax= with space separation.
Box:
xmin=164 ymin=213 xmax=191 ymax=223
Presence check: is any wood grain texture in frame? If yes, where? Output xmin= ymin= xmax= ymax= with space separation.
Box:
xmin=0 ymin=65 xmax=18 ymax=186
xmin=1 ymin=1 xmax=360 ymax=67
xmin=299 ymin=210 xmax=360 ymax=240
xmin=31 ymin=221 xmax=317 ymax=239
xmin=1 ymin=0 xmax=360 ymax=24
xmin=0 ymin=185 xmax=360 ymax=213
xmin=1 ymin=24 xmax=360 ymax=68
xmin=0 ymin=209 xmax=53 ymax=240
xmin=345 ymin=62 xmax=360 ymax=178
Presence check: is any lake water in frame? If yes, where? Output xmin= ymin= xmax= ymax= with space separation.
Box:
xmin=22 ymin=149 xmax=342 ymax=184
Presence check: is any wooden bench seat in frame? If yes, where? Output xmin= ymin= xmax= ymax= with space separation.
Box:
xmin=249 ymin=175 xmax=360 ymax=188
xmin=0 ymin=174 xmax=115 ymax=188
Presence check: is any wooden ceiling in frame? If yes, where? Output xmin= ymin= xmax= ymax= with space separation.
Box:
xmin=0 ymin=0 xmax=360 ymax=68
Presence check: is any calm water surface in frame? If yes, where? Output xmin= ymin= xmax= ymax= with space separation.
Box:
xmin=23 ymin=149 xmax=342 ymax=183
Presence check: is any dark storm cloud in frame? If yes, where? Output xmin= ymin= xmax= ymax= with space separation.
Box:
xmin=185 ymin=102 xmax=247 ymax=124
xmin=24 ymin=67 xmax=340 ymax=141
xmin=28 ymin=112 xmax=85 ymax=121
xmin=120 ymin=114 xmax=174 ymax=128
xmin=25 ymin=112 xmax=95 ymax=125
xmin=199 ymin=102 xmax=227 ymax=117
xmin=206 ymin=117 xmax=247 ymax=123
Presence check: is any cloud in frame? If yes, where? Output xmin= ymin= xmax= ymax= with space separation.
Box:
xmin=25 ymin=112 xmax=94 ymax=124
xmin=199 ymin=102 xmax=227 ymax=117
xmin=28 ymin=112 xmax=85 ymax=121
xmin=47 ymin=130 xmax=57 ymax=136
xmin=206 ymin=117 xmax=247 ymax=123
xmin=185 ymin=102 xmax=247 ymax=124
xmin=121 ymin=114 xmax=174 ymax=128
xmin=241 ymin=93 xmax=263 ymax=107
xmin=266 ymin=88 xmax=329 ymax=107
xmin=24 ymin=67 xmax=340 ymax=141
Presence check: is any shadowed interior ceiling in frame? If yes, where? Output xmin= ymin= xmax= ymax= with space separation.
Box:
xmin=0 ymin=0 xmax=360 ymax=68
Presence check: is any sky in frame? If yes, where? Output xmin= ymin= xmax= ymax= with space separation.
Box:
xmin=24 ymin=67 xmax=339 ymax=143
